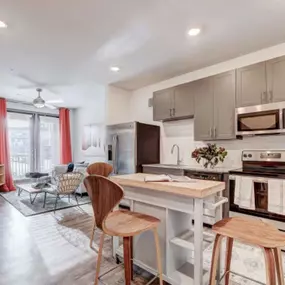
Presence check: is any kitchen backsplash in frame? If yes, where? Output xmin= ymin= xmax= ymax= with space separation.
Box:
xmin=161 ymin=119 xmax=285 ymax=169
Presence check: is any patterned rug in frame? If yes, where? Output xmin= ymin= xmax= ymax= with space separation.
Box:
xmin=0 ymin=190 xmax=90 ymax=217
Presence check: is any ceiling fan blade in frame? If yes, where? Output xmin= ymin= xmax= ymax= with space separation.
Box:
xmin=45 ymin=103 xmax=57 ymax=110
xmin=45 ymin=99 xmax=64 ymax=104
xmin=16 ymin=73 xmax=43 ymax=86
xmin=13 ymin=93 xmax=33 ymax=101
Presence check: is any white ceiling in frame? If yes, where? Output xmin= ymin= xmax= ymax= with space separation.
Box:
xmin=1 ymin=0 xmax=285 ymax=107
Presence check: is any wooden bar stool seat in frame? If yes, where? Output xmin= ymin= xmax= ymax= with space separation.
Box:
xmin=209 ymin=216 xmax=285 ymax=285
xmin=104 ymin=210 xmax=160 ymax=237
xmin=84 ymin=175 xmax=163 ymax=285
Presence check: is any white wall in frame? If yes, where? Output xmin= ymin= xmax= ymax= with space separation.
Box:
xmin=105 ymin=86 xmax=132 ymax=125
xmin=71 ymin=85 xmax=133 ymax=164
xmin=130 ymin=42 xmax=285 ymax=169
xmin=71 ymin=85 xmax=106 ymax=163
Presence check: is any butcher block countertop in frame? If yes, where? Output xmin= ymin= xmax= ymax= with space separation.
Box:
xmin=110 ymin=173 xmax=225 ymax=199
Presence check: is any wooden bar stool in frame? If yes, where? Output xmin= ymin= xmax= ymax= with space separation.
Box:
xmin=86 ymin=162 xmax=113 ymax=177
xmin=86 ymin=162 xmax=113 ymax=248
xmin=209 ymin=216 xmax=285 ymax=285
xmin=84 ymin=175 xmax=163 ymax=285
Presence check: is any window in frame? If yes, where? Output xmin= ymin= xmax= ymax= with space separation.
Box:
xmin=7 ymin=111 xmax=59 ymax=179
xmin=7 ymin=112 xmax=33 ymax=179
xmin=39 ymin=115 xmax=60 ymax=173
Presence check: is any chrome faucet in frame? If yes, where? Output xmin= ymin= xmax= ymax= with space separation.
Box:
xmin=171 ymin=144 xmax=182 ymax=165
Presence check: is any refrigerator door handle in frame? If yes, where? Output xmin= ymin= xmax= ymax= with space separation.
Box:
xmin=112 ymin=135 xmax=118 ymax=174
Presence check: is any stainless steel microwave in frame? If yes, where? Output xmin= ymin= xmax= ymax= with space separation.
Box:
xmin=235 ymin=102 xmax=285 ymax=136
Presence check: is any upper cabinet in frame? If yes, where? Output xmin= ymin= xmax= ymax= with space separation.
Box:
xmin=153 ymin=83 xmax=195 ymax=121
xmin=213 ymin=71 xmax=236 ymax=140
xmin=194 ymin=71 xmax=236 ymax=141
xmin=193 ymin=78 xmax=214 ymax=141
xmin=153 ymin=88 xmax=174 ymax=121
xmin=236 ymin=56 xmax=285 ymax=107
xmin=173 ymin=82 xmax=195 ymax=118
xmin=236 ymin=62 xmax=266 ymax=107
xmin=266 ymin=56 xmax=285 ymax=103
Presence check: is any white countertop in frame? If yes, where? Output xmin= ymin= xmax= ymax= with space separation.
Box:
xmin=142 ymin=163 xmax=239 ymax=173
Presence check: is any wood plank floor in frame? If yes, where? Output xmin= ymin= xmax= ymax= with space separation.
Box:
xmin=0 ymin=197 xmax=154 ymax=285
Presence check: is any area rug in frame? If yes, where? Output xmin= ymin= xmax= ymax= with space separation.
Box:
xmin=0 ymin=190 xmax=90 ymax=217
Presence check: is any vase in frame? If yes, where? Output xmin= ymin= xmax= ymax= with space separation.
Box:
xmin=203 ymin=158 xmax=218 ymax=169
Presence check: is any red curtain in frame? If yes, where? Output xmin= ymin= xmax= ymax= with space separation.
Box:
xmin=59 ymin=108 xmax=72 ymax=164
xmin=0 ymin=98 xmax=15 ymax=192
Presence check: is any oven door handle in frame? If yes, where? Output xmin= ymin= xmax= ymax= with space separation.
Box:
xmin=252 ymin=178 xmax=268 ymax=183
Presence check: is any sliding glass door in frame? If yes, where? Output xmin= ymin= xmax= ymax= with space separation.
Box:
xmin=39 ymin=115 xmax=60 ymax=173
xmin=7 ymin=112 xmax=33 ymax=179
xmin=7 ymin=111 xmax=59 ymax=179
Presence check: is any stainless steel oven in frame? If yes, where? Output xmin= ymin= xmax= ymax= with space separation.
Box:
xmin=229 ymin=150 xmax=285 ymax=231
xmin=235 ymin=102 xmax=285 ymax=136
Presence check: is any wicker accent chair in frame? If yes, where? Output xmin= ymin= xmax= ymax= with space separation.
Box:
xmin=44 ymin=172 xmax=84 ymax=212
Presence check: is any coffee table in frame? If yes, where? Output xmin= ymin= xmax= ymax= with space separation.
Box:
xmin=17 ymin=184 xmax=45 ymax=204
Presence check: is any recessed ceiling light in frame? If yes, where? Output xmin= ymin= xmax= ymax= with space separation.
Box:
xmin=0 ymin=21 xmax=7 ymax=28
xmin=188 ymin=28 xmax=201 ymax=36
xmin=110 ymin=66 xmax=120 ymax=72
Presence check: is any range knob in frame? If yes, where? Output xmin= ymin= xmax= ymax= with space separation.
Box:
xmin=243 ymin=154 xmax=248 ymax=158
xmin=248 ymin=154 xmax=252 ymax=158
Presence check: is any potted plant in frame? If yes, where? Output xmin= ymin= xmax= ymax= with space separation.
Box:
xmin=191 ymin=143 xmax=228 ymax=169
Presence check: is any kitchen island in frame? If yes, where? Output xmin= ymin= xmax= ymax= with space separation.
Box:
xmin=110 ymin=173 xmax=227 ymax=285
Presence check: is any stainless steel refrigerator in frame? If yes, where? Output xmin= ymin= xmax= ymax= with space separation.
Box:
xmin=106 ymin=122 xmax=160 ymax=175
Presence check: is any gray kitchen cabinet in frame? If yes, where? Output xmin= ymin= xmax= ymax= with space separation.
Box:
xmin=153 ymin=83 xmax=195 ymax=121
xmin=236 ymin=62 xmax=267 ymax=107
xmin=142 ymin=165 xmax=184 ymax=176
xmin=213 ymin=70 xmax=236 ymax=139
xmin=194 ymin=77 xmax=214 ymax=140
xmin=266 ymin=56 xmax=285 ymax=103
xmin=153 ymin=87 xmax=174 ymax=121
xmin=173 ymin=82 xmax=195 ymax=118
xmin=194 ymin=71 xmax=236 ymax=141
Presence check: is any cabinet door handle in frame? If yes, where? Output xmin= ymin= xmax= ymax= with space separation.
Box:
xmin=214 ymin=127 xmax=217 ymax=138
xmin=170 ymin=108 xmax=172 ymax=117
xmin=172 ymin=108 xmax=175 ymax=117
xmin=210 ymin=128 xmax=213 ymax=138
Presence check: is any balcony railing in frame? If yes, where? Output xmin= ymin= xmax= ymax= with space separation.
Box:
xmin=10 ymin=154 xmax=53 ymax=180
xmin=10 ymin=154 xmax=30 ymax=180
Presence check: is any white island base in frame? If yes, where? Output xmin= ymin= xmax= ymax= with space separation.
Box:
xmin=110 ymin=174 xmax=227 ymax=285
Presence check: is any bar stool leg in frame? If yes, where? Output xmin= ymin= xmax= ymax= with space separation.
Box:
xmin=264 ymin=248 xmax=276 ymax=285
xmin=225 ymin=237 xmax=234 ymax=285
xmin=94 ymin=233 xmax=105 ymax=285
xmin=90 ymin=219 xmax=96 ymax=248
xmin=153 ymin=228 xmax=163 ymax=285
xmin=273 ymin=248 xmax=285 ymax=285
xmin=209 ymin=234 xmax=224 ymax=285
xmin=123 ymin=236 xmax=132 ymax=285
xmin=130 ymin=236 xmax=134 ymax=280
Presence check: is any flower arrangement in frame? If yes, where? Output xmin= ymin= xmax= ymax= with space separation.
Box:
xmin=191 ymin=143 xmax=228 ymax=169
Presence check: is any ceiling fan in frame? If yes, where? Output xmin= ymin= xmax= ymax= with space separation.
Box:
xmin=33 ymin=88 xmax=62 ymax=109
